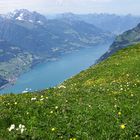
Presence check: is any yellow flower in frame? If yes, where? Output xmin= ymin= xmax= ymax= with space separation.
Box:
xmin=120 ymin=124 xmax=125 ymax=129
xmin=51 ymin=128 xmax=55 ymax=131
xmin=70 ymin=138 xmax=76 ymax=140
xmin=118 ymin=112 xmax=121 ymax=115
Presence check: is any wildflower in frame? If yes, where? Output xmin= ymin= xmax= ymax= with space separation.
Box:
xmin=19 ymin=124 xmax=25 ymax=129
xmin=40 ymin=98 xmax=44 ymax=101
xmin=50 ymin=111 xmax=53 ymax=114
xmin=8 ymin=124 xmax=15 ymax=131
xmin=46 ymin=97 xmax=48 ymax=99
xmin=18 ymin=124 xmax=26 ymax=134
xmin=114 ymin=105 xmax=117 ymax=108
xmin=131 ymin=94 xmax=134 ymax=97
xmin=118 ymin=112 xmax=121 ymax=115
xmin=27 ymin=112 xmax=29 ymax=115
xmin=51 ymin=128 xmax=55 ymax=131
xmin=120 ymin=124 xmax=126 ymax=129
xmin=14 ymin=102 xmax=17 ymax=105
xmin=41 ymin=95 xmax=43 ymax=98
xmin=126 ymin=74 xmax=129 ymax=77
xmin=120 ymin=88 xmax=123 ymax=91
xmin=88 ymin=105 xmax=91 ymax=108
xmin=55 ymin=106 xmax=58 ymax=109
xmin=58 ymin=85 xmax=66 ymax=89
xmin=31 ymin=97 xmax=36 ymax=101
xmin=70 ymin=138 xmax=76 ymax=140
xmin=135 ymin=135 xmax=138 ymax=138
xmin=20 ymin=128 xmax=25 ymax=134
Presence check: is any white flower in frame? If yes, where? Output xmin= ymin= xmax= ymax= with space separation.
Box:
xmin=8 ymin=124 xmax=15 ymax=131
xmin=120 ymin=88 xmax=123 ymax=91
xmin=20 ymin=128 xmax=25 ymax=134
xmin=19 ymin=124 xmax=25 ymax=129
xmin=18 ymin=124 xmax=26 ymax=134
xmin=31 ymin=97 xmax=36 ymax=101
xmin=50 ymin=111 xmax=53 ymax=114
xmin=41 ymin=95 xmax=43 ymax=98
xmin=58 ymin=85 xmax=66 ymax=89
xmin=40 ymin=98 xmax=44 ymax=101
xmin=55 ymin=106 xmax=58 ymax=109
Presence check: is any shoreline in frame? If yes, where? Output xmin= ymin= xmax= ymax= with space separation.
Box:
xmin=0 ymin=78 xmax=17 ymax=91
xmin=0 ymin=56 xmax=59 ymax=92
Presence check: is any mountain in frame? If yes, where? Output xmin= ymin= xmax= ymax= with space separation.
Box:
xmin=0 ymin=40 xmax=35 ymax=86
xmin=56 ymin=13 xmax=140 ymax=34
xmin=0 ymin=9 xmax=114 ymax=55
xmin=97 ymin=23 xmax=140 ymax=62
xmin=0 ymin=43 xmax=139 ymax=139
xmin=4 ymin=9 xmax=47 ymax=25
xmin=0 ymin=9 xmax=115 ymax=88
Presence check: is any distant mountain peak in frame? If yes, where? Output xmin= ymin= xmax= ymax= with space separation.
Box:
xmin=5 ymin=9 xmax=47 ymax=25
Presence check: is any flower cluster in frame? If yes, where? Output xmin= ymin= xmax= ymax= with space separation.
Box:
xmin=31 ymin=97 xmax=37 ymax=101
xmin=8 ymin=124 xmax=26 ymax=134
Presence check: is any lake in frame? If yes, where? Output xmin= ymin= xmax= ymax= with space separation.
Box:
xmin=0 ymin=43 xmax=111 ymax=94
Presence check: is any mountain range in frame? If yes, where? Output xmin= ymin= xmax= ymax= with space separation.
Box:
xmin=1 ymin=9 xmax=140 ymax=89
xmin=0 ymin=9 xmax=115 ymax=88
xmin=54 ymin=13 xmax=140 ymax=34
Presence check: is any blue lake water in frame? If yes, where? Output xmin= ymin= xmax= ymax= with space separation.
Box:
xmin=0 ymin=43 xmax=111 ymax=94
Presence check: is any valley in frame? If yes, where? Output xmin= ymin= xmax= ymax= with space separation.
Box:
xmin=0 ymin=9 xmax=115 ymax=90
xmin=0 ymin=0 xmax=140 ymax=139
xmin=0 ymin=43 xmax=111 ymax=94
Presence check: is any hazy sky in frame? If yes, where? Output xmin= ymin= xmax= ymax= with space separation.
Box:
xmin=0 ymin=0 xmax=140 ymax=15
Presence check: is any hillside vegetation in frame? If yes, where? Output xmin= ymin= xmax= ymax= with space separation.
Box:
xmin=98 ymin=23 xmax=140 ymax=63
xmin=0 ymin=44 xmax=140 ymax=140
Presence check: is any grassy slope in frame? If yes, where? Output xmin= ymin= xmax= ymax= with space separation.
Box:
xmin=0 ymin=44 xmax=140 ymax=140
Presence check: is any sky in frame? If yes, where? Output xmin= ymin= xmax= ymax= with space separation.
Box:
xmin=0 ymin=0 xmax=140 ymax=15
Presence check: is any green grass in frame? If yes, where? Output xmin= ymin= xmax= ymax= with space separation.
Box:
xmin=0 ymin=44 xmax=140 ymax=140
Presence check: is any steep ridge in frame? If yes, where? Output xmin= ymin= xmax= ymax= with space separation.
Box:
xmin=0 ymin=44 xmax=140 ymax=139
xmin=97 ymin=23 xmax=140 ymax=63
